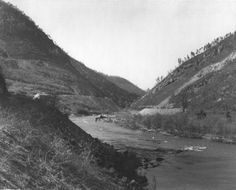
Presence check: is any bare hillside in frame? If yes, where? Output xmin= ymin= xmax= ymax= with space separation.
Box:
xmin=132 ymin=32 xmax=236 ymax=113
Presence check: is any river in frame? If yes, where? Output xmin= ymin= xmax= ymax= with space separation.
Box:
xmin=71 ymin=116 xmax=236 ymax=190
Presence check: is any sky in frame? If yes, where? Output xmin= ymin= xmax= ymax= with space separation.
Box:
xmin=5 ymin=0 xmax=236 ymax=90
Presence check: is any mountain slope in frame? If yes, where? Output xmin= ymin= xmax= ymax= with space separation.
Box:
xmin=104 ymin=75 xmax=145 ymax=96
xmin=0 ymin=69 xmax=146 ymax=189
xmin=0 ymin=1 xmax=139 ymax=113
xmin=133 ymin=31 xmax=236 ymax=112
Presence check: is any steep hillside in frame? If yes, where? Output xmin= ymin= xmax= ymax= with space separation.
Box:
xmin=104 ymin=75 xmax=145 ymax=96
xmin=0 ymin=1 xmax=138 ymax=114
xmin=133 ymin=31 xmax=236 ymax=113
xmin=0 ymin=69 xmax=146 ymax=189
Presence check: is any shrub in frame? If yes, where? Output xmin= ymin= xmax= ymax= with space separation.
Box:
xmin=76 ymin=109 xmax=90 ymax=116
xmin=133 ymin=112 xmax=236 ymax=139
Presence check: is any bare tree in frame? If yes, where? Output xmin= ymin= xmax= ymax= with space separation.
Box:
xmin=191 ymin=51 xmax=195 ymax=57
xmin=178 ymin=58 xmax=182 ymax=65
xmin=156 ymin=77 xmax=161 ymax=84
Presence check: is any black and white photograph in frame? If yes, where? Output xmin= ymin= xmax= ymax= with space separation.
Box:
xmin=0 ymin=0 xmax=236 ymax=189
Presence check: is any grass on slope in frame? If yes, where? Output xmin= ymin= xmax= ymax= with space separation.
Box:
xmin=0 ymin=57 xmax=122 ymax=114
xmin=0 ymin=94 xmax=146 ymax=190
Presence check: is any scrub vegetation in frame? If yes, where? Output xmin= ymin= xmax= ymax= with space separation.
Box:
xmin=0 ymin=93 xmax=147 ymax=189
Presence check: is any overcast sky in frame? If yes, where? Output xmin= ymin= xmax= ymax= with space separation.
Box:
xmin=5 ymin=0 xmax=236 ymax=90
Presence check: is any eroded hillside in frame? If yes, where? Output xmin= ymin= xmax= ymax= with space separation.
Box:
xmin=0 ymin=1 xmax=138 ymax=114
xmin=133 ymin=32 xmax=236 ymax=112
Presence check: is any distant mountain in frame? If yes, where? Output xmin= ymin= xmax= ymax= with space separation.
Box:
xmin=0 ymin=1 xmax=139 ymax=113
xmin=132 ymin=31 xmax=236 ymax=113
xmin=104 ymin=75 xmax=145 ymax=97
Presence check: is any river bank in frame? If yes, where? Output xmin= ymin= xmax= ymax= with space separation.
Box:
xmin=70 ymin=115 xmax=181 ymax=161
xmin=71 ymin=115 xmax=236 ymax=190
xmin=70 ymin=116 xmax=183 ymax=189
xmin=110 ymin=111 xmax=236 ymax=145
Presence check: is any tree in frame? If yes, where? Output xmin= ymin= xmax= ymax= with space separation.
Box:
xmin=156 ymin=77 xmax=161 ymax=84
xmin=180 ymin=88 xmax=193 ymax=112
xmin=156 ymin=76 xmax=164 ymax=84
xmin=0 ymin=72 xmax=8 ymax=107
xmin=178 ymin=58 xmax=182 ymax=65
xmin=0 ymin=72 xmax=7 ymax=96
xmin=191 ymin=51 xmax=195 ymax=57
xmin=181 ymin=90 xmax=188 ymax=112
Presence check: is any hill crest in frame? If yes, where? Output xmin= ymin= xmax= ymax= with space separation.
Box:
xmin=104 ymin=75 xmax=145 ymax=97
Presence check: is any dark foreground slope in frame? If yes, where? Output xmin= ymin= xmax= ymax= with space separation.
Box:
xmin=105 ymin=75 xmax=145 ymax=97
xmin=0 ymin=76 xmax=146 ymax=189
xmin=133 ymin=32 xmax=236 ymax=113
xmin=0 ymin=1 xmax=139 ymax=114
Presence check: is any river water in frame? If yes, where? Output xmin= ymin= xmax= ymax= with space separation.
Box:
xmin=71 ymin=116 xmax=236 ymax=190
